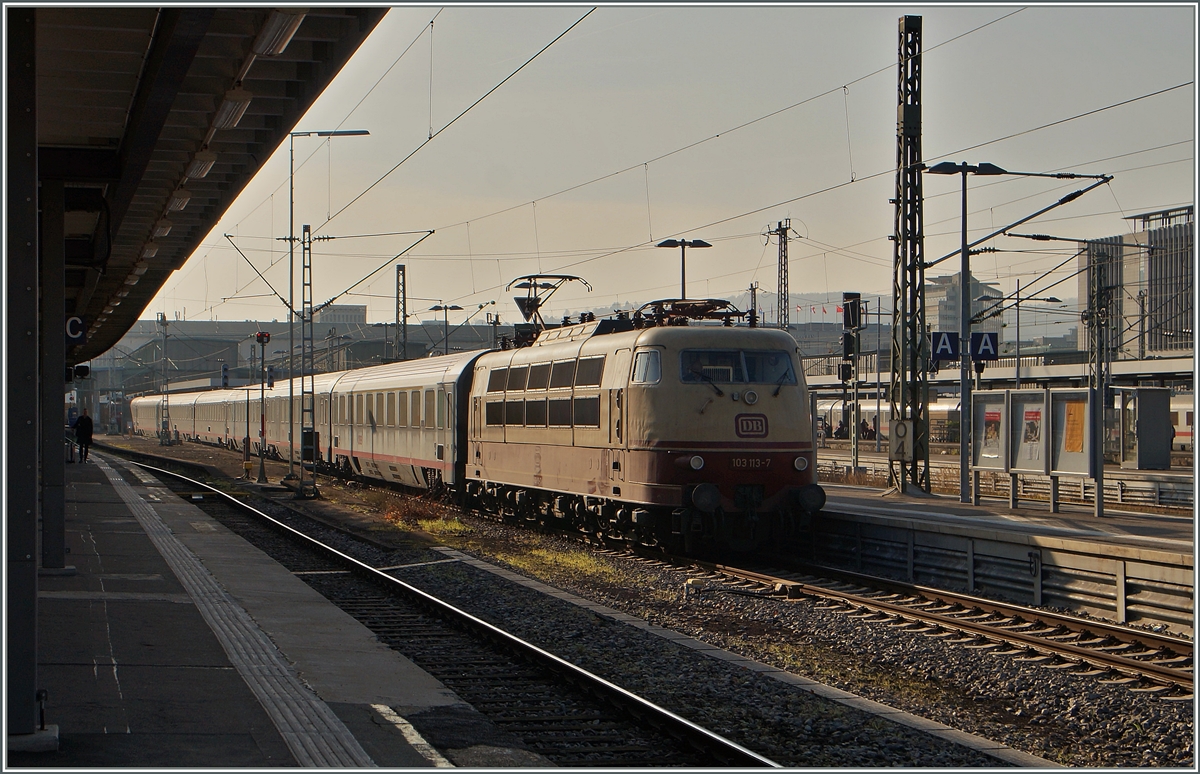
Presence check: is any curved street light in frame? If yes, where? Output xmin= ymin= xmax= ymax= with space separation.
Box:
xmin=656 ymin=238 xmax=712 ymax=300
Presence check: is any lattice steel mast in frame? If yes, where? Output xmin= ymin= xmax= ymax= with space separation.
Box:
xmin=298 ymin=225 xmax=318 ymax=499
xmin=889 ymin=15 xmax=930 ymax=492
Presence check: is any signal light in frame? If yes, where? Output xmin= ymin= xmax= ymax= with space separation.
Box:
xmin=255 ymin=331 xmax=270 ymax=345
xmin=221 ymin=363 xmax=229 ymax=389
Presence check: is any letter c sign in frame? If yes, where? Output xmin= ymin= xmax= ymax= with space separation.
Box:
xmin=66 ymin=316 xmax=86 ymax=345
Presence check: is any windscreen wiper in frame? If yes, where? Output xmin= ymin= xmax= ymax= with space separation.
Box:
xmin=690 ymin=368 xmax=724 ymax=396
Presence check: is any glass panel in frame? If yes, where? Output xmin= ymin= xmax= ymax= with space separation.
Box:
xmin=437 ymin=389 xmax=446 ymax=428
xmin=575 ymin=356 xmax=605 ymax=386
xmin=485 ymin=401 xmax=504 ymax=426
xmin=411 ymin=391 xmax=421 ymax=427
xmin=396 ymin=392 xmax=407 ymax=426
xmin=548 ymin=398 xmax=572 ymax=426
xmin=631 ymin=350 xmax=661 ymax=384
xmin=525 ymin=398 xmax=547 ymax=426
xmin=506 ymin=366 xmax=529 ymax=391
xmin=425 ymin=389 xmax=435 ymax=427
xmin=680 ymin=350 xmax=743 ymax=383
xmin=505 ymin=400 xmax=525 ymax=426
xmin=743 ymin=350 xmax=795 ymax=385
xmin=376 ymin=393 xmax=384 ymax=424
xmin=549 ymin=360 xmax=576 ymax=388
xmin=487 ymin=368 xmax=508 ymax=392
xmin=527 ymin=363 xmax=551 ymax=390
xmin=355 ymin=394 xmax=363 ymax=424
xmin=386 ymin=392 xmax=395 ymax=426
xmin=573 ymin=396 xmax=600 ymax=426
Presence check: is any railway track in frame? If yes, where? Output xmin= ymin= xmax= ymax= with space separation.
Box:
xmin=640 ymin=552 xmax=1194 ymax=701
xmin=120 ymin=458 xmax=778 ymax=768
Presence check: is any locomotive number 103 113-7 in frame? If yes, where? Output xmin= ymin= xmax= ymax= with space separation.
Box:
xmin=731 ymin=457 xmax=771 ymax=469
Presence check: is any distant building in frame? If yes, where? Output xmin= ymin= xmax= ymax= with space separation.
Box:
xmin=1077 ymin=206 xmax=1193 ymax=359
xmin=315 ymin=305 xmax=367 ymax=325
xmin=924 ymin=273 xmax=1004 ymax=342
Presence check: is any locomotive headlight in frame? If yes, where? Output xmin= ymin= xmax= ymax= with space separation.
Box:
xmin=689 ymin=455 xmax=705 ymax=471
xmin=793 ymin=456 xmax=809 ymax=471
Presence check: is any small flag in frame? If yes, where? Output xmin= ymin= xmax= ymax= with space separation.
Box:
xmin=822 ymin=306 xmax=827 ymax=314
xmin=811 ymin=306 xmax=817 ymax=313
xmin=836 ymin=305 xmax=843 ymax=313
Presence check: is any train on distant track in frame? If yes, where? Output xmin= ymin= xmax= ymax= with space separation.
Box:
xmin=131 ymin=301 xmax=826 ymax=554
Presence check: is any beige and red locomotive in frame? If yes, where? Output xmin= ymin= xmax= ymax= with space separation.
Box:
xmin=131 ymin=311 xmax=824 ymax=553
xmin=465 ymin=317 xmax=824 ymax=552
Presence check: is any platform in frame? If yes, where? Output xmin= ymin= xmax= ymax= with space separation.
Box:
xmin=7 ymin=452 xmax=548 ymax=767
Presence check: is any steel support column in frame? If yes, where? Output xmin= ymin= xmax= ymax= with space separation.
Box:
xmin=889 ymin=14 xmax=930 ymax=493
xmin=7 ymin=6 xmax=41 ymax=736
xmin=40 ymin=179 xmax=68 ymax=569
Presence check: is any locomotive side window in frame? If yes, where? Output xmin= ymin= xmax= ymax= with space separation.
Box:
xmin=525 ymin=398 xmax=548 ymax=426
xmin=487 ymin=368 xmax=508 ymax=392
xmin=485 ymin=401 xmax=504 ymax=426
xmin=549 ymin=360 xmax=576 ymax=388
xmin=631 ymin=350 xmax=661 ymax=384
xmin=548 ymin=398 xmax=572 ymax=426
xmin=506 ymin=366 xmax=529 ymax=391
xmin=527 ymin=363 xmax=551 ymax=390
xmin=505 ymin=399 xmax=525 ymax=426
xmin=575 ymin=356 xmax=605 ymax=386
xmin=573 ymin=396 xmax=600 ymax=426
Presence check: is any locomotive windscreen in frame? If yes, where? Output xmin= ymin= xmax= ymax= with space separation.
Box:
xmin=680 ymin=349 xmax=796 ymax=384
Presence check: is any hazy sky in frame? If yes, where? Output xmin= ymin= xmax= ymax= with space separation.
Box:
xmin=149 ymin=4 xmax=1196 ymax=337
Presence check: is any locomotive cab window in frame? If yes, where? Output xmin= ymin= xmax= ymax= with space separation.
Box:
xmin=631 ymin=350 xmax=661 ymax=384
xmin=680 ymin=349 xmax=795 ymax=385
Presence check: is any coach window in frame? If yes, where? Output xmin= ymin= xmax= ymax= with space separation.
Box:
xmin=575 ymin=356 xmax=605 ymax=387
xmin=631 ymin=350 xmax=661 ymax=384
xmin=487 ymin=368 xmax=508 ymax=392
xmin=376 ymin=393 xmax=384 ymax=425
xmin=525 ymin=398 xmax=548 ymax=426
xmin=339 ymin=395 xmax=346 ymax=424
xmin=355 ymin=394 xmax=364 ymax=425
xmin=549 ymin=360 xmax=576 ymax=389
xmin=411 ymin=391 xmax=421 ymax=427
xmin=527 ymin=363 xmax=551 ymax=390
xmin=386 ymin=392 xmax=395 ymax=426
xmin=485 ymin=400 xmax=504 ymax=426
xmin=548 ymin=398 xmax=572 ymax=426
xmin=425 ymin=389 xmax=436 ymax=427
xmin=437 ymin=389 xmax=446 ymax=428
xmin=506 ymin=365 xmax=529 ymax=391
xmin=396 ymin=392 xmax=408 ymax=426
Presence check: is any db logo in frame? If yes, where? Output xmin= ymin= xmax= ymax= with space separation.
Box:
xmin=735 ymin=413 xmax=768 ymax=438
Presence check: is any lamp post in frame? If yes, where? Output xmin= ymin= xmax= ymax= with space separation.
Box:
xmin=285 ymin=129 xmax=368 ymax=481
xmin=925 ymin=161 xmax=1007 ymax=503
xmin=430 ymin=303 xmax=463 ymax=356
xmin=656 ymin=238 xmax=712 ymax=299
xmin=255 ymin=331 xmax=270 ymax=484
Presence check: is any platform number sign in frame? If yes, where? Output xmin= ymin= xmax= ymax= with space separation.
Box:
xmin=971 ymin=331 xmax=999 ymax=361
xmin=930 ymin=331 xmax=959 ymax=361
xmin=66 ymin=315 xmax=86 ymax=346
xmin=889 ymin=419 xmax=913 ymax=462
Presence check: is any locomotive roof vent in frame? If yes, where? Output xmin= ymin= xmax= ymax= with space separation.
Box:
xmin=532 ymin=316 xmax=635 ymax=346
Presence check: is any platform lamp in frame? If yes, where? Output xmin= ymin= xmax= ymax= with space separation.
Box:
xmin=285 ymin=128 xmax=369 ymax=481
xmin=656 ymin=239 xmax=711 ymax=300
xmin=924 ymin=161 xmax=1007 ymax=504
xmin=430 ymin=304 xmax=463 ymax=356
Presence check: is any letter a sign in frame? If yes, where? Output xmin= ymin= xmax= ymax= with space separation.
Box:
xmin=971 ymin=331 xmax=999 ymax=361
xmin=930 ymin=331 xmax=959 ymax=361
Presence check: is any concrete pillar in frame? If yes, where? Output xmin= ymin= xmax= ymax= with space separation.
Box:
xmin=7 ymin=6 xmax=40 ymax=737
xmin=41 ymin=179 xmax=68 ymax=570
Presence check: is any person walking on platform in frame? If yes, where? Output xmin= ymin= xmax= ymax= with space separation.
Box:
xmin=75 ymin=407 xmax=94 ymax=462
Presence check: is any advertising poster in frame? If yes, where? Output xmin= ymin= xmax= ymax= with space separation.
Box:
xmin=982 ymin=411 xmax=1002 ymax=458
xmin=1022 ymin=410 xmax=1041 ymax=455
xmin=1063 ymin=401 xmax=1085 ymax=453
xmin=1050 ymin=391 xmax=1092 ymax=477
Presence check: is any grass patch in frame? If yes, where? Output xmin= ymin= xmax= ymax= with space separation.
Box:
xmin=495 ymin=546 xmax=621 ymax=585
xmin=417 ymin=517 xmax=472 ymax=536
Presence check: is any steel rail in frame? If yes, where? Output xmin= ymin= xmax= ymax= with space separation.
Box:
xmin=685 ymin=558 xmax=1193 ymax=691
xmin=128 ymin=459 xmax=781 ymax=768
